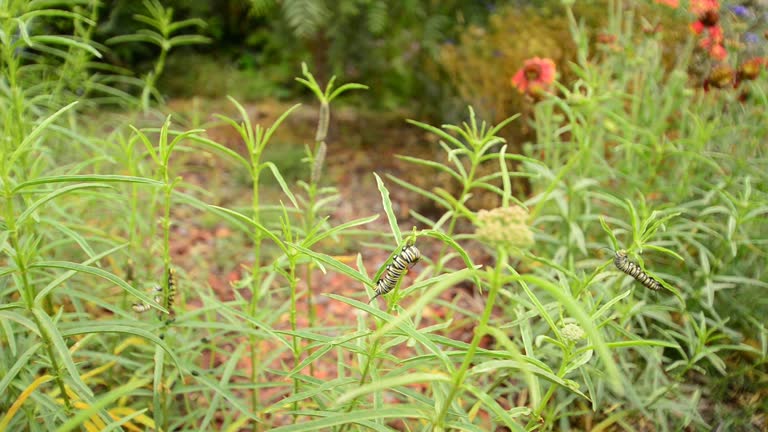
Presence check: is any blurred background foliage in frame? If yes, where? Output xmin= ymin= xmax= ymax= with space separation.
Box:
xmin=82 ymin=0 xmax=601 ymax=117
xmin=27 ymin=0 xmax=760 ymax=121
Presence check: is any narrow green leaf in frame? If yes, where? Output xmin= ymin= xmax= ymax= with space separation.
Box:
xmin=0 ymin=311 xmax=38 ymax=334
xmin=385 ymin=174 xmax=451 ymax=210
xmin=374 ymin=173 xmax=401 ymax=244
xmin=30 ymin=35 xmax=101 ymax=57
xmin=487 ymin=113 xmax=521 ymax=136
xmin=287 ymin=345 xmax=334 ymax=377
xmin=171 ymin=191 xmax=248 ymax=232
xmin=419 ymin=229 xmax=481 ymax=285
xmin=591 ymin=290 xmax=631 ymax=321
xmin=291 ymin=244 xmax=371 ymax=287
xmin=128 ymin=125 xmax=159 ymax=164
xmin=0 ymin=343 xmax=41 ymax=396
xmin=188 ymin=135 xmax=250 ymax=170
xmin=21 ymin=9 xmax=95 ymax=25
xmin=406 ymin=119 xmax=465 ymax=149
xmin=17 ymin=184 xmax=110 ymax=225
xmin=30 ymin=261 xmax=165 ymax=313
xmin=261 ymin=161 xmax=299 ymax=208
xmin=166 ymin=128 xmax=206 ymax=166
xmin=644 ymin=244 xmax=684 ymax=261
xmin=193 ymin=373 xmax=262 ymax=423
xmin=152 ymin=345 xmax=164 ymax=426
xmin=302 ymin=215 xmax=378 ymax=248
xmin=337 ymin=372 xmax=451 ymax=404
xmin=10 ymin=102 xmax=78 ymax=167
xmin=262 ymin=103 xmax=301 ymax=149
xmin=328 ymin=83 xmax=368 ymax=102
xmin=42 ymin=219 xmax=97 ymax=259
xmin=395 ymin=154 xmax=462 ymax=182
xmin=599 ymin=216 xmax=619 ymax=250
xmin=167 ymin=17 xmax=208 ymax=32
xmin=168 ymin=34 xmax=211 ymax=47
xmin=498 ymin=145 xmax=512 ymax=207
xmin=269 ymin=407 xmax=430 ymax=432
xmin=31 ymin=307 xmax=94 ymax=399
xmin=105 ymin=33 xmax=157 ymax=45
xmin=263 ymin=378 xmax=357 ymax=414
xmin=576 ymin=339 xmax=678 ymax=355
xmin=470 ymin=360 xmax=589 ymax=400
xmin=517 ymin=277 xmax=560 ymax=339
xmin=464 ymin=383 xmax=526 ymax=431
xmin=14 ymin=175 xmax=162 ymax=192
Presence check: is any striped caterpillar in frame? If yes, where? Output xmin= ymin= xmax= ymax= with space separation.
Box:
xmin=369 ymin=245 xmax=421 ymax=303
xmin=613 ymin=249 xmax=662 ymax=291
xmin=131 ymin=285 xmax=161 ymax=313
xmin=132 ymin=267 xmax=178 ymax=314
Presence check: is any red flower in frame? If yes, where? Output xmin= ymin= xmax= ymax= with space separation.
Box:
xmin=511 ymin=57 xmax=556 ymax=96
xmin=655 ymin=0 xmax=679 ymax=7
xmin=699 ymin=25 xmax=727 ymax=60
xmin=691 ymin=10 xmax=720 ymax=34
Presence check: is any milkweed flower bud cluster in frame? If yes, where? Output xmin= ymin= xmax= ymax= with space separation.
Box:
xmin=474 ymin=206 xmax=534 ymax=250
xmin=561 ymin=323 xmax=586 ymax=342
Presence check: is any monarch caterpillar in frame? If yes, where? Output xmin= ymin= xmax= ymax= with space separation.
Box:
xmin=613 ymin=249 xmax=662 ymax=291
xmin=131 ymin=267 xmax=178 ymax=314
xmin=132 ymin=285 xmax=161 ymax=313
xmin=369 ymin=244 xmax=421 ymax=303
xmin=166 ymin=267 xmax=177 ymax=318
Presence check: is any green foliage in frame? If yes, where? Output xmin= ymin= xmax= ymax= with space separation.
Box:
xmin=1 ymin=1 xmax=767 ymax=431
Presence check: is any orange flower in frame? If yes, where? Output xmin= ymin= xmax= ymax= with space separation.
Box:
xmin=690 ymin=0 xmax=719 ymax=15
xmin=655 ymin=0 xmax=679 ymax=7
xmin=511 ymin=57 xmax=556 ymax=96
xmin=709 ymin=44 xmax=727 ymax=60
xmin=738 ymin=58 xmax=766 ymax=81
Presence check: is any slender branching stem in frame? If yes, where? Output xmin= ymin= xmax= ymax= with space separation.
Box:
xmin=435 ymin=249 xmax=506 ymax=428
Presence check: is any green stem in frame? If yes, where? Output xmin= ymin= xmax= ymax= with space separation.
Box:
xmin=305 ymin=101 xmax=329 ymax=374
xmin=289 ymin=258 xmax=300 ymax=419
xmin=155 ymin=161 xmax=173 ymax=430
xmin=31 ymin=311 xmax=72 ymax=410
xmin=338 ymin=275 xmax=409 ymax=431
xmin=339 ymin=338 xmax=381 ymax=432
xmin=250 ymin=164 xmax=263 ymax=431
xmin=3 ymin=188 xmax=72 ymax=410
xmin=434 ymin=249 xmax=506 ymax=428
xmin=433 ymin=157 xmax=480 ymax=275
xmin=526 ymin=351 xmax=570 ymax=429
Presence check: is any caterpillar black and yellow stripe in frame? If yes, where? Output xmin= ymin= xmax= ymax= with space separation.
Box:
xmin=369 ymin=245 xmax=421 ymax=303
xmin=614 ymin=249 xmax=661 ymax=291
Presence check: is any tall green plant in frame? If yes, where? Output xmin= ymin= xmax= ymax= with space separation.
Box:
xmin=106 ymin=0 xmax=210 ymax=111
xmin=294 ymin=62 xmax=367 ymax=346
